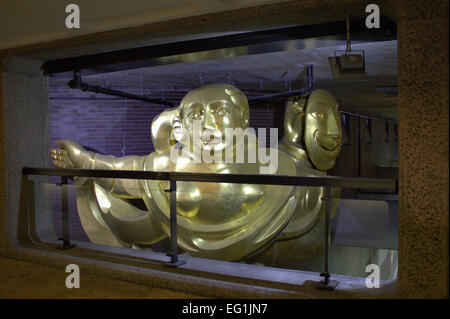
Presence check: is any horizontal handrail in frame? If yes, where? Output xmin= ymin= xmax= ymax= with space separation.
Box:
xmin=23 ymin=167 xmax=397 ymax=190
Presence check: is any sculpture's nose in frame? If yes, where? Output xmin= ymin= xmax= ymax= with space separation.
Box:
xmin=202 ymin=129 xmax=222 ymax=145
xmin=204 ymin=110 xmax=216 ymax=131
xmin=326 ymin=113 xmax=340 ymax=136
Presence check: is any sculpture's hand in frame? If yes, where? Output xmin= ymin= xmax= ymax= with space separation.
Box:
xmin=50 ymin=140 xmax=91 ymax=169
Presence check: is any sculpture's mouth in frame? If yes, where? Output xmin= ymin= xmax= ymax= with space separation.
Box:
xmin=314 ymin=130 xmax=339 ymax=152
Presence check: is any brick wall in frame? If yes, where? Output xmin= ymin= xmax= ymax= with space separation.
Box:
xmin=49 ymin=87 xmax=284 ymax=157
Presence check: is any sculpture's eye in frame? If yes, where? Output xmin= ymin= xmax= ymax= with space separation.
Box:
xmin=189 ymin=111 xmax=204 ymax=120
xmin=217 ymin=108 xmax=230 ymax=117
xmin=312 ymin=112 xmax=327 ymax=120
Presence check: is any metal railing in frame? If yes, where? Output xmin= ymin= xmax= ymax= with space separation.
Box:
xmin=21 ymin=167 xmax=397 ymax=290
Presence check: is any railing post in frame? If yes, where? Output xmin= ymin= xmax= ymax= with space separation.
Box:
xmin=316 ymin=184 xmax=338 ymax=290
xmin=17 ymin=174 xmax=33 ymax=245
xmin=57 ymin=176 xmax=76 ymax=250
xmin=165 ymin=178 xmax=186 ymax=267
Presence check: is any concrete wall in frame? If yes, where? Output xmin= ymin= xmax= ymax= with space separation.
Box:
xmin=2 ymin=57 xmax=51 ymax=247
xmin=396 ymin=1 xmax=449 ymax=298
xmin=0 ymin=0 xmax=294 ymax=50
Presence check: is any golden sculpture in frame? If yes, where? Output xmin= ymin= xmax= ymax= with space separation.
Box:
xmin=304 ymin=90 xmax=342 ymax=171
xmin=277 ymin=90 xmax=342 ymax=241
xmin=50 ymin=84 xmax=342 ymax=261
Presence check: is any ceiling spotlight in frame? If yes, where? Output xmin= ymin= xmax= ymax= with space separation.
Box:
xmin=328 ymin=15 xmax=367 ymax=81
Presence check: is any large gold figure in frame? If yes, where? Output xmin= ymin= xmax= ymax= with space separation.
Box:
xmin=50 ymin=85 xmax=342 ymax=261
xmin=278 ymin=90 xmax=342 ymax=241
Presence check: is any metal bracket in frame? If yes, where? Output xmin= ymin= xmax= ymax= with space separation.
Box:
xmin=315 ymin=185 xmax=339 ymax=291
xmin=67 ymin=70 xmax=174 ymax=107
xmin=57 ymin=176 xmax=76 ymax=250
xmin=316 ymin=272 xmax=339 ymax=290
xmin=57 ymin=238 xmax=76 ymax=250
xmin=163 ymin=179 xmax=186 ymax=268
xmin=164 ymin=252 xmax=186 ymax=268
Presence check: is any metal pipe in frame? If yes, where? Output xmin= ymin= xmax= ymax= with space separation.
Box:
xmin=358 ymin=117 xmax=362 ymax=178
xmin=306 ymin=64 xmax=314 ymax=91
xmin=165 ymin=179 xmax=186 ymax=267
xmin=170 ymin=180 xmax=179 ymax=264
xmin=57 ymin=176 xmax=76 ymax=250
xmin=324 ymin=185 xmax=331 ymax=278
xmin=318 ymin=186 xmax=330 ymax=285
xmin=67 ymin=72 xmax=175 ymax=107
xmin=317 ymin=185 xmax=337 ymax=290
xmin=248 ymin=88 xmax=309 ymax=103
xmin=22 ymin=167 xmax=397 ymax=190
xmin=346 ymin=14 xmax=351 ymax=53
xmin=248 ymin=65 xmax=313 ymax=103
xmin=339 ymin=110 xmax=398 ymax=123
xmin=43 ymin=17 xmax=396 ymax=75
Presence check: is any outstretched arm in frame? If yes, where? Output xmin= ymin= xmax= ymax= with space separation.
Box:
xmin=50 ymin=140 xmax=145 ymax=197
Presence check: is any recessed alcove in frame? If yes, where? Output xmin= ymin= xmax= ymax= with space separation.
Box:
xmin=3 ymin=31 xmax=400 ymax=297
xmin=46 ymin=27 xmax=400 ymax=275
xmin=1 ymin=1 xmax=447 ymax=299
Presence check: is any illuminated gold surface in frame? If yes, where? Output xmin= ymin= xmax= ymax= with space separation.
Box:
xmin=283 ymin=96 xmax=307 ymax=151
xmin=143 ymin=85 xmax=297 ymax=260
xmin=50 ymin=85 xmax=341 ymax=261
xmin=277 ymin=92 xmax=342 ymax=241
xmin=304 ymin=89 xmax=342 ymax=171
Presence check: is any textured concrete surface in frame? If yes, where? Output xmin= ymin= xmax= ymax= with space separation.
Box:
xmin=3 ymin=57 xmax=52 ymax=252
xmin=0 ymin=256 xmax=202 ymax=298
xmin=0 ymin=0 xmax=448 ymax=299
xmin=0 ymin=58 xmax=6 ymax=257
xmin=396 ymin=1 xmax=449 ymax=298
xmin=2 ymin=243 xmax=399 ymax=299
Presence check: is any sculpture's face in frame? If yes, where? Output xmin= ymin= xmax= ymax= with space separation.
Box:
xmin=304 ymin=89 xmax=342 ymax=171
xmin=177 ymin=84 xmax=249 ymax=152
xmin=284 ymin=97 xmax=306 ymax=146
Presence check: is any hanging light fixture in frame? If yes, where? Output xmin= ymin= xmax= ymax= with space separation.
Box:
xmin=328 ymin=15 xmax=367 ymax=81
